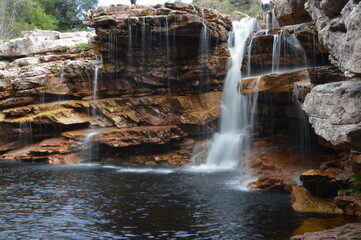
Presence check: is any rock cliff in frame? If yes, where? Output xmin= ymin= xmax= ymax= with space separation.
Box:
xmin=305 ymin=0 xmax=361 ymax=77
xmin=0 ymin=3 xmax=231 ymax=165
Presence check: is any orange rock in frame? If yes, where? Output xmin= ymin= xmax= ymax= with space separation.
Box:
xmin=291 ymin=186 xmax=344 ymax=214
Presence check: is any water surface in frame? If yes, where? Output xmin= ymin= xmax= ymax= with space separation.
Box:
xmin=0 ymin=160 xmax=352 ymax=239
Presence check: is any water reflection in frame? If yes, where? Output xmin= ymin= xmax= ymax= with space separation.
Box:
xmin=0 ymin=160 xmax=354 ymax=239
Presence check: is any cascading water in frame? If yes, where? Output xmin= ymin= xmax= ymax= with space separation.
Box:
xmin=205 ymin=18 xmax=258 ymax=168
xmin=246 ymin=37 xmax=254 ymax=77
xmin=293 ymin=84 xmax=312 ymax=161
xmin=271 ymin=9 xmax=279 ymax=29
xmin=81 ymin=129 xmax=103 ymax=160
xmin=128 ymin=24 xmax=133 ymax=66
xmin=19 ymin=121 xmax=33 ymax=147
xmin=92 ymin=61 xmax=102 ymax=117
xmin=272 ymin=33 xmax=281 ymax=73
xmin=57 ymin=64 xmax=65 ymax=101
xmin=198 ymin=9 xmax=211 ymax=93
xmin=271 ymin=31 xmax=309 ymax=73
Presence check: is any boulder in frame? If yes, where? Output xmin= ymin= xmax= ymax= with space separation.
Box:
xmin=302 ymin=79 xmax=361 ymax=151
xmin=248 ymin=176 xmax=292 ymax=191
xmin=335 ymin=195 xmax=361 ymax=217
xmin=291 ymin=186 xmax=344 ymax=214
xmin=350 ymin=151 xmax=361 ymax=175
xmin=274 ymin=0 xmax=312 ymax=27
xmin=305 ymin=0 xmax=361 ymax=77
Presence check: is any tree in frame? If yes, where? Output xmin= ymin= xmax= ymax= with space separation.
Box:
xmin=37 ymin=0 xmax=98 ymax=31
xmin=192 ymin=0 xmax=260 ymax=16
xmin=0 ymin=0 xmax=59 ymax=39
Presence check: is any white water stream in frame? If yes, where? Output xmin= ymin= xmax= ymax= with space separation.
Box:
xmin=206 ymin=18 xmax=258 ymax=168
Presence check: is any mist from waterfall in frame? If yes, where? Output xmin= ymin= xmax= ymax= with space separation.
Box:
xmin=206 ymin=18 xmax=258 ymax=168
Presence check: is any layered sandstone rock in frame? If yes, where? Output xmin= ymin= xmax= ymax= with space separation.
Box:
xmin=0 ymin=30 xmax=94 ymax=59
xmin=83 ymin=3 xmax=231 ymax=95
xmin=305 ymin=0 xmax=361 ymax=77
xmin=0 ymin=4 xmax=229 ymax=164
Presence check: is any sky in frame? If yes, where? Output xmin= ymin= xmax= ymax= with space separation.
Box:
xmin=98 ymin=0 xmax=192 ymax=6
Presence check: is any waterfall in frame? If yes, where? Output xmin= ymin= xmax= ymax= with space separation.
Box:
xmin=141 ymin=17 xmax=146 ymax=58
xmin=19 ymin=122 xmax=33 ymax=147
xmin=271 ymin=9 xmax=279 ymax=29
xmin=246 ymin=37 xmax=254 ymax=77
xmin=198 ymin=8 xmax=210 ymax=93
xmin=81 ymin=130 xmax=103 ymax=160
xmin=128 ymin=24 xmax=133 ymax=66
xmin=58 ymin=64 xmax=65 ymax=101
xmin=205 ymin=18 xmax=258 ymax=168
xmin=272 ymin=31 xmax=309 ymax=73
xmin=272 ymin=33 xmax=281 ymax=73
xmin=92 ymin=60 xmax=102 ymax=117
xmin=293 ymin=84 xmax=312 ymax=162
xmin=165 ymin=17 xmax=170 ymax=61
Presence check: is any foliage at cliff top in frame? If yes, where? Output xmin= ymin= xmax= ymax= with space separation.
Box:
xmin=192 ymin=0 xmax=261 ymax=16
xmin=0 ymin=0 xmax=98 ymax=40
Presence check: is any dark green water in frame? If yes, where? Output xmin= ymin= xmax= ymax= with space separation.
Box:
xmin=0 ymin=160 xmax=352 ymax=239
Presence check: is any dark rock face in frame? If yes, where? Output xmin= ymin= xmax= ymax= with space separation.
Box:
xmin=300 ymin=169 xmax=342 ymax=197
xmin=305 ymin=0 xmax=361 ymax=77
xmin=290 ymin=223 xmax=361 ymax=240
xmin=83 ymin=3 xmax=231 ymax=95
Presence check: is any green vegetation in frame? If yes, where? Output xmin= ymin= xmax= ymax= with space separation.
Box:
xmin=192 ymin=0 xmax=261 ymax=17
xmin=346 ymin=175 xmax=361 ymax=195
xmin=0 ymin=0 xmax=98 ymax=40
xmin=75 ymin=43 xmax=92 ymax=52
